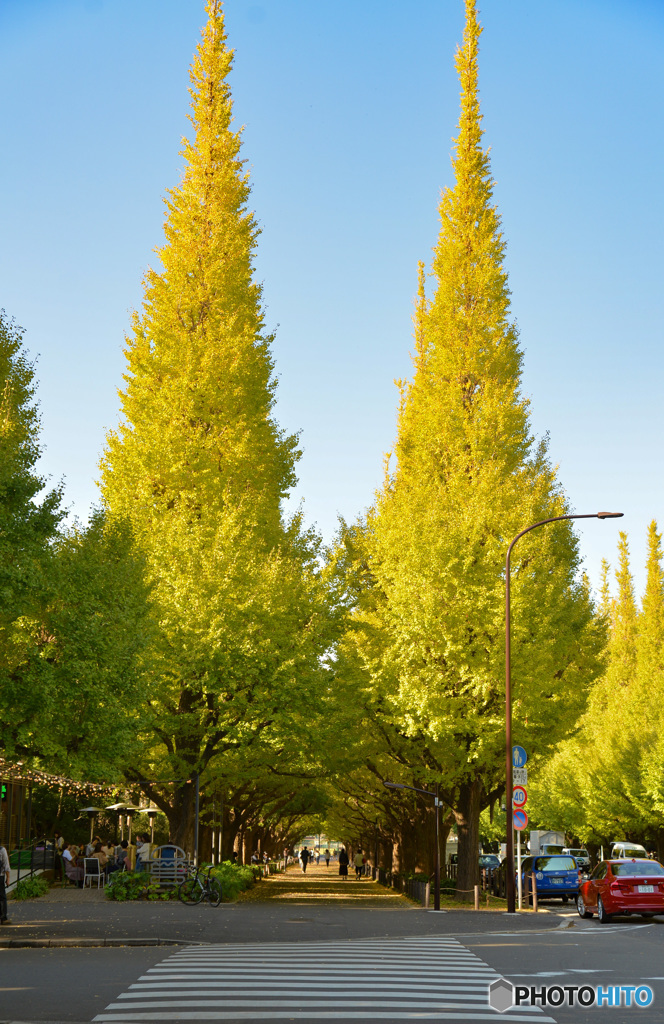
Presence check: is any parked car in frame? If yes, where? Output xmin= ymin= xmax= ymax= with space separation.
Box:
xmin=479 ymin=854 xmax=500 ymax=871
xmin=563 ymin=847 xmax=590 ymax=872
xmin=577 ymin=859 xmax=664 ymax=923
xmin=610 ymin=842 xmax=647 ymax=860
xmin=494 ymin=854 xmax=580 ymax=902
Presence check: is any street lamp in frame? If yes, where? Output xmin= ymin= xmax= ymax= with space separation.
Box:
xmin=504 ymin=511 xmax=623 ymax=914
xmin=383 ymin=781 xmax=442 ymax=911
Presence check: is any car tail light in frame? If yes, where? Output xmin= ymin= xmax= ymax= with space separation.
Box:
xmin=609 ymin=883 xmax=623 ymax=894
xmin=578 ymin=870 xmax=583 ymax=884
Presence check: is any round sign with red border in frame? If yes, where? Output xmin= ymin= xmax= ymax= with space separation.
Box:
xmin=512 ymin=785 xmax=527 ymax=808
xmin=513 ymin=809 xmax=528 ymax=831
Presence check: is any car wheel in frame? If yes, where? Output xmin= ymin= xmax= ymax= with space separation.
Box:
xmin=577 ymin=894 xmax=592 ymax=918
xmin=597 ymin=896 xmax=612 ymax=924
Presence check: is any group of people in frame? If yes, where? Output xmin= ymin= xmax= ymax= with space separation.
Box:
xmin=295 ymin=846 xmax=368 ymax=880
xmin=298 ymin=847 xmax=332 ymax=872
xmin=337 ymin=848 xmax=369 ymax=880
xmin=55 ymin=831 xmax=155 ymax=887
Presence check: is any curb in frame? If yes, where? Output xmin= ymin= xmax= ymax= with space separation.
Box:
xmin=0 ymin=936 xmax=206 ymax=948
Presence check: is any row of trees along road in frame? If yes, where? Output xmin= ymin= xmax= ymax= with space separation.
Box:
xmin=530 ymin=525 xmax=664 ymax=862
xmin=1 ymin=0 xmax=624 ymax=869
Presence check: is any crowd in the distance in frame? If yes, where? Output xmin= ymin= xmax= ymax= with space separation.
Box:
xmin=54 ymin=831 xmax=154 ymax=887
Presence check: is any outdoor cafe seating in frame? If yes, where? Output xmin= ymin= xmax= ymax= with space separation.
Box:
xmin=83 ymin=857 xmax=105 ymax=888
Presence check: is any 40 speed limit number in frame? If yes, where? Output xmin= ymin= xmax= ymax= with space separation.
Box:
xmin=512 ymin=785 xmax=527 ymax=808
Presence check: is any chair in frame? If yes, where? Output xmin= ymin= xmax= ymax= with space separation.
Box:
xmin=83 ymin=857 xmax=104 ymax=889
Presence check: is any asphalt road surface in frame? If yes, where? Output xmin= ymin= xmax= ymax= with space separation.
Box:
xmin=2 ymin=914 xmax=664 ymax=1023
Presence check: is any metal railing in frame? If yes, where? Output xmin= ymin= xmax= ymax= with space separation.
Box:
xmin=7 ymin=836 xmax=54 ymax=890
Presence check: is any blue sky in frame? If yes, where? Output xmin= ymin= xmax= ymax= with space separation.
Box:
xmin=1 ymin=0 xmax=662 ymax=597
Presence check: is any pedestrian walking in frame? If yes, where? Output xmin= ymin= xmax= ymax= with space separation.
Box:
xmin=300 ymin=846 xmax=310 ymax=873
xmin=324 ymin=848 xmax=330 ymax=867
xmin=338 ymin=846 xmax=349 ymax=881
xmin=354 ymin=850 xmax=364 ymax=880
xmin=0 ymin=841 xmax=11 ymax=925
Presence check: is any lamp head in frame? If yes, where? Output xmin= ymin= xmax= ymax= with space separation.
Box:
xmin=596 ymin=512 xmax=624 ymax=519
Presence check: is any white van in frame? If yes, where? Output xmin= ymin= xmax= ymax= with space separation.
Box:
xmin=610 ymin=841 xmax=647 ymax=860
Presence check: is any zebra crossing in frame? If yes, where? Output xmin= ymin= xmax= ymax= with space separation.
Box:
xmin=93 ymin=935 xmax=558 ymax=1022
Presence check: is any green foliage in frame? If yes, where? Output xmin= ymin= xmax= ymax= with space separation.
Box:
xmin=209 ymin=860 xmax=255 ymax=900
xmin=531 ymin=524 xmax=664 ymax=853
xmin=12 ymin=875 xmax=49 ymax=900
xmin=105 ymin=871 xmax=174 ymax=902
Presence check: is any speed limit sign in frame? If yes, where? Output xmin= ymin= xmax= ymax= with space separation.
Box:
xmin=512 ymin=785 xmax=527 ymax=808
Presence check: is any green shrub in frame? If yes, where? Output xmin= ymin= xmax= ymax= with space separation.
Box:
xmin=12 ymin=875 xmax=50 ymax=900
xmin=209 ymin=861 xmax=255 ymax=901
xmin=105 ymin=871 xmax=174 ymax=902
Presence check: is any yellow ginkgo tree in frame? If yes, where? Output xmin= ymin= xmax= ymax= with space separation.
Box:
xmin=100 ymin=1 xmax=336 ymax=849
xmin=333 ymin=0 xmax=605 ymax=897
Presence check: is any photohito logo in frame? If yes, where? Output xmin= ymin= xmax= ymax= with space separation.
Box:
xmin=488 ymin=978 xmax=654 ymax=1012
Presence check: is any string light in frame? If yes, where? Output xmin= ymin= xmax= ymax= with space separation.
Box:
xmin=0 ymin=758 xmax=116 ymax=795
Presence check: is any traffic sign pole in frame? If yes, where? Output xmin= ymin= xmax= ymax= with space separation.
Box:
xmin=517 ymin=829 xmax=522 ymax=911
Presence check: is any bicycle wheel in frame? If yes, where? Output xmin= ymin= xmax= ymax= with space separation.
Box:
xmin=207 ymin=880 xmax=222 ymax=907
xmin=178 ymin=876 xmax=203 ymax=905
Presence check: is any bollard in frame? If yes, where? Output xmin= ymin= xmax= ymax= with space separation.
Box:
xmin=425 ymin=881 xmax=430 ymax=909
xmin=474 ymin=884 xmax=480 ymax=910
xmin=531 ymin=871 xmax=538 ymax=912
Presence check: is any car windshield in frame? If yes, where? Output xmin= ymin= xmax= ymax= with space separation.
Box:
xmin=535 ymin=856 xmax=576 ymax=871
xmin=612 ymin=861 xmax=664 ymax=877
xmin=568 ymin=849 xmax=588 ymax=857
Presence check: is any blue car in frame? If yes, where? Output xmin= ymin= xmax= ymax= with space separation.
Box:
xmin=518 ymin=855 xmax=580 ymax=902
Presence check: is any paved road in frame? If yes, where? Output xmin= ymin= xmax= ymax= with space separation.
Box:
xmin=3 ymin=918 xmax=664 ymax=1023
xmin=3 ymin=865 xmax=664 ymax=1022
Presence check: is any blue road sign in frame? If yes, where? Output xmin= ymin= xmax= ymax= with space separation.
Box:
xmin=512 ymin=745 xmax=527 ymax=767
xmin=513 ymin=809 xmax=528 ymax=831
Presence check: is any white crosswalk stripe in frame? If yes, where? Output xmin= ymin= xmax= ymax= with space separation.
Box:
xmin=92 ymin=935 xmax=557 ymax=1022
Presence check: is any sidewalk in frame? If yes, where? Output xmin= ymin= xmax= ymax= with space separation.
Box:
xmin=239 ymin=861 xmax=409 ymax=907
xmin=2 ymin=864 xmax=569 ymax=947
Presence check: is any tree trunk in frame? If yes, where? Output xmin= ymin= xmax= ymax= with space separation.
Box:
xmin=168 ymin=782 xmax=197 ymax=856
xmin=454 ymin=779 xmax=481 ymax=902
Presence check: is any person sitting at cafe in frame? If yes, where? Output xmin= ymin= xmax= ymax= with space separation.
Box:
xmin=103 ymin=840 xmax=115 ymax=860
xmin=62 ymin=843 xmax=84 ymax=886
xmin=136 ymin=835 xmax=152 ymax=873
xmin=86 ymin=835 xmax=102 ymax=857
xmin=113 ymin=840 xmax=136 ymax=872
xmin=91 ymin=842 xmax=108 ymax=871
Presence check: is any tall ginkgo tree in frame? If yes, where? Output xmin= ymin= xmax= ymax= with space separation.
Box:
xmin=101 ymin=1 xmax=335 ymax=848
xmin=334 ymin=0 xmax=605 ymax=896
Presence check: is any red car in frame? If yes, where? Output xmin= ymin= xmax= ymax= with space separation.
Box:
xmin=577 ymin=859 xmax=664 ymax=923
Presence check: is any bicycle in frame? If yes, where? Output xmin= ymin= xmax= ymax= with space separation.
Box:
xmin=178 ymin=865 xmax=222 ymax=906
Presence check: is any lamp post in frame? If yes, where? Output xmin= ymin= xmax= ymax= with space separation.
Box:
xmin=384 ymin=781 xmax=442 ymax=911
xmin=504 ymin=511 xmax=623 ymax=914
